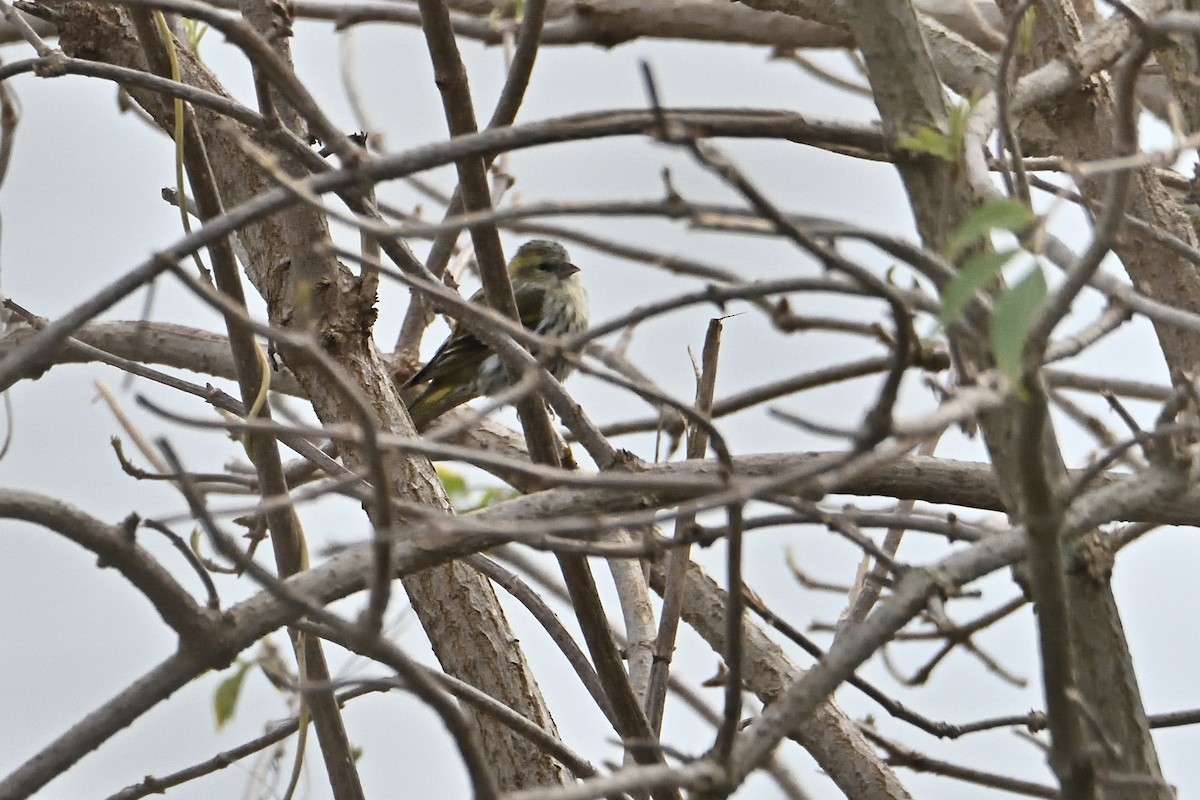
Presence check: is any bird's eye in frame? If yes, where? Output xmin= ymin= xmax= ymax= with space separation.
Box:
xmin=537 ymin=262 xmax=554 ymax=272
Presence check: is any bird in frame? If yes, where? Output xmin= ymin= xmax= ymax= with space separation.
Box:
xmin=401 ymin=239 xmax=589 ymax=430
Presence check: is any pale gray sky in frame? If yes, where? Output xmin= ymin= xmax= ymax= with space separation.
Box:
xmin=2 ymin=14 xmax=1196 ymax=800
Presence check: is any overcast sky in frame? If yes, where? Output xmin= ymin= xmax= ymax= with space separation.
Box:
xmin=2 ymin=13 xmax=1198 ymax=800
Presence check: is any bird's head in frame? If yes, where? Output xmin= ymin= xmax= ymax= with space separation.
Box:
xmin=507 ymin=239 xmax=581 ymax=289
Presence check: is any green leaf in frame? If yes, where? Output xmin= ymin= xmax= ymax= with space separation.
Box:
xmin=436 ymin=465 xmax=469 ymax=500
xmin=183 ymin=19 xmax=209 ymax=55
xmin=213 ymin=660 xmax=251 ymax=729
xmin=945 ymin=198 xmax=1034 ymax=262
xmin=990 ymin=266 xmax=1048 ymax=392
xmin=1017 ymin=6 xmax=1037 ymax=58
xmin=939 ymin=249 xmax=1020 ymax=325
xmin=898 ymin=98 xmax=978 ymax=165
xmin=472 ymin=486 xmax=517 ymax=510
xmin=898 ymin=126 xmax=956 ymax=162
xmin=436 ymin=465 xmax=516 ymax=510
xmin=945 ymin=96 xmax=976 ymax=155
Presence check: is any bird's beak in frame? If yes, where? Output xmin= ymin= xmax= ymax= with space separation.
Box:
xmin=556 ymin=262 xmax=581 ymax=278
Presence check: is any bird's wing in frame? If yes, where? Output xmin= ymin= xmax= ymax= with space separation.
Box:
xmin=406 ymin=284 xmax=547 ymax=388
xmin=404 ymin=322 xmax=483 ymax=388
xmin=513 ymin=283 xmax=550 ymax=334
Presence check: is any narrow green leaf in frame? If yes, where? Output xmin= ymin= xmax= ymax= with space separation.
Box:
xmin=1018 ymin=7 xmax=1037 ymax=58
xmin=990 ymin=267 xmax=1048 ymax=392
xmin=939 ymin=248 xmax=1020 ymax=325
xmin=945 ymin=97 xmax=978 ymax=157
xmin=945 ymin=198 xmax=1034 ymax=262
xmin=213 ymin=660 xmax=251 ymax=729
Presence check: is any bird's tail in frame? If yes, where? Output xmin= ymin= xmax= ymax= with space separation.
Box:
xmin=403 ymin=383 xmax=473 ymax=431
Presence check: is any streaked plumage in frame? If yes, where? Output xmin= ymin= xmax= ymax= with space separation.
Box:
xmin=402 ymin=240 xmax=589 ymax=430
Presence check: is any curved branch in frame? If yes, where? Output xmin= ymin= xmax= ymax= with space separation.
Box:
xmin=0 ymin=490 xmax=207 ymax=638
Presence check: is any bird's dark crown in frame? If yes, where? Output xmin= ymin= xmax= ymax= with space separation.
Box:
xmin=514 ymin=239 xmax=570 ymax=263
